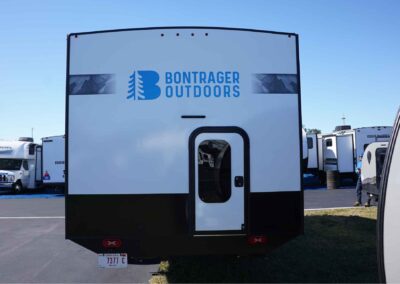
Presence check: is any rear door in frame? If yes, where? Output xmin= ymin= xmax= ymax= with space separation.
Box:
xmin=323 ymin=136 xmax=337 ymax=171
xmin=337 ymin=135 xmax=354 ymax=173
xmin=192 ymin=130 xmax=247 ymax=233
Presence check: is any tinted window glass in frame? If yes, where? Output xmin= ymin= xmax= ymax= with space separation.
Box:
xmin=198 ymin=140 xmax=231 ymax=203
xmin=307 ymin=137 xmax=313 ymax=149
xmin=23 ymin=160 xmax=29 ymax=170
xmin=326 ymin=139 xmax=332 ymax=147
xmin=28 ymin=144 xmax=35 ymax=155
xmin=0 ymin=159 xmax=23 ymax=171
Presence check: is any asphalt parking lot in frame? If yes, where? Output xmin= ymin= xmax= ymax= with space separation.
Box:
xmin=0 ymin=187 xmax=359 ymax=283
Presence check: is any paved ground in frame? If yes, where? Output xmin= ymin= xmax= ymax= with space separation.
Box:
xmin=0 ymin=187 xmax=361 ymax=283
xmin=304 ymin=186 xmax=357 ymax=209
xmin=0 ymin=199 xmax=158 ymax=283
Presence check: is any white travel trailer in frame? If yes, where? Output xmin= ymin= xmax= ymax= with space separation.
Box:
xmin=305 ymin=133 xmax=322 ymax=175
xmin=42 ymin=135 xmax=65 ymax=186
xmin=361 ymin=142 xmax=388 ymax=197
xmin=66 ymin=27 xmax=303 ymax=262
xmin=378 ymin=110 xmax=400 ymax=283
xmin=322 ymin=126 xmax=392 ymax=178
xmin=0 ymin=138 xmax=42 ymax=193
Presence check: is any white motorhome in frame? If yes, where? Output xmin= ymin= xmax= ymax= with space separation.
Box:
xmin=42 ymin=135 xmax=65 ymax=186
xmin=378 ymin=110 xmax=400 ymax=283
xmin=322 ymin=126 xmax=392 ymax=178
xmin=0 ymin=138 xmax=42 ymax=193
xmin=66 ymin=27 xmax=303 ymax=262
xmin=361 ymin=142 xmax=388 ymax=197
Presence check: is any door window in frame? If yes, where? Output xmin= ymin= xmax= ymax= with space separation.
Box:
xmin=326 ymin=139 xmax=332 ymax=147
xmin=198 ymin=140 xmax=231 ymax=203
xmin=307 ymin=137 xmax=313 ymax=149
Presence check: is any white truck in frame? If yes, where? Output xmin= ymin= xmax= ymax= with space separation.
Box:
xmin=42 ymin=135 xmax=65 ymax=187
xmin=378 ymin=110 xmax=400 ymax=283
xmin=66 ymin=26 xmax=303 ymax=263
xmin=322 ymin=126 xmax=392 ymax=179
xmin=0 ymin=137 xmax=42 ymax=193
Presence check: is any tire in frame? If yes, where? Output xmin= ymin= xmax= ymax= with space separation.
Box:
xmin=13 ymin=182 xmax=24 ymax=194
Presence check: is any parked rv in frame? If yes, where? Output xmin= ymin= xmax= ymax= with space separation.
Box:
xmin=378 ymin=110 xmax=400 ymax=283
xmin=66 ymin=27 xmax=303 ymax=263
xmin=305 ymin=132 xmax=322 ymax=175
xmin=42 ymin=135 xmax=65 ymax=187
xmin=322 ymin=126 xmax=392 ymax=180
xmin=361 ymin=142 xmax=388 ymax=198
xmin=0 ymin=137 xmax=42 ymax=193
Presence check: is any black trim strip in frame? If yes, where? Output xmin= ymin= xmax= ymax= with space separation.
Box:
xmin=188 ymin=126 xmax=250 ymax=235
xmin=181 ymin=115 xmax=206 ymax=119
xmin=377 ymin=108 xmax=400 ymax=283
xmin=295 ymin=35 xmax=304 ymax=234
xmin=68 ymin=26 xmax=297 ymax=38
xmin=65 ymin=33 xmax=70 ymax=238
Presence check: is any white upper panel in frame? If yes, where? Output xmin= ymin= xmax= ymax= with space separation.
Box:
xmin=68 ymin=28 xmax=300 ymax=194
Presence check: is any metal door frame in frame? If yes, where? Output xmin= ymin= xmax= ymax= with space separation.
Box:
xmin=188 ymin=126 xmax=250 ymax=235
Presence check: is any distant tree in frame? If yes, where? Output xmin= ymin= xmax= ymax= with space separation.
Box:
xmin=306 ymin=128 xmax=321 ymax=134
xmin=302 ymin=125 xmax=321 ymax=134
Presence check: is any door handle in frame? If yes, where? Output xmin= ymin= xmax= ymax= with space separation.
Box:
xmin=234 ymin=176 xmax=244 ymax=188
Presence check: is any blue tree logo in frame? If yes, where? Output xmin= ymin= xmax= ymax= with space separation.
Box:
xmin=127 ymin=70 xmax=161 ymax=100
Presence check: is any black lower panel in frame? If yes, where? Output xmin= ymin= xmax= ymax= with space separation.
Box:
xmin=67 ymin=192 xmax=302 ymax=258
xmin=249 ymin=192 xmax=303 ymax=235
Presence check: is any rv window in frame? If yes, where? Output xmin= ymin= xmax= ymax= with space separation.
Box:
xmin=198 ymin=140 xmax=231 ymax=203
xmin=307 ymin=137 xmax=313 ymax=149
xmin=326 ymin=139 xmax=332 ymax=147
xmin=23 ymin=160 xmax=29 ymax=171
xmin=0 ymin=159 xmax=23 ymax=171
xmin=28 ymin=144 xmax=35 ymax=155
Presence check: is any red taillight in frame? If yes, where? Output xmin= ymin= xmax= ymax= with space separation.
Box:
xmin=248 ymin=235 xmax=267 ymax=245
xmin=102 ymin=239 xmax=122 ymax=248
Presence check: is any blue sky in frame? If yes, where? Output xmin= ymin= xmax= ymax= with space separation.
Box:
xmin=0 ymin=0 xmax=399 ymax=141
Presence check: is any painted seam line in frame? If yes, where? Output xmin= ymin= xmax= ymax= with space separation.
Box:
xmin=0 ymin=216 xmax=65 ymax=219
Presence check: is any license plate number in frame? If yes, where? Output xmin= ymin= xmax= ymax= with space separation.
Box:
xmin=98 ymin=253 xmax=128 ymax=268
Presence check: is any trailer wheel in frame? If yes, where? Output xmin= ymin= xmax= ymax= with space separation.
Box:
xmin=13 ymin=182 xmax=24 ymax=194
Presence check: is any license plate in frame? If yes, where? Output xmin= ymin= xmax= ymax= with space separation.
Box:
xmin=98 ymin=253 xmax=128 ymax=268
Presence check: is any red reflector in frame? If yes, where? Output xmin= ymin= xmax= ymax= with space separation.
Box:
xmin=102 ymin=239 xmax=122 ymax=248
xmin=248 ymin=235 xmax=267 ymax=245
